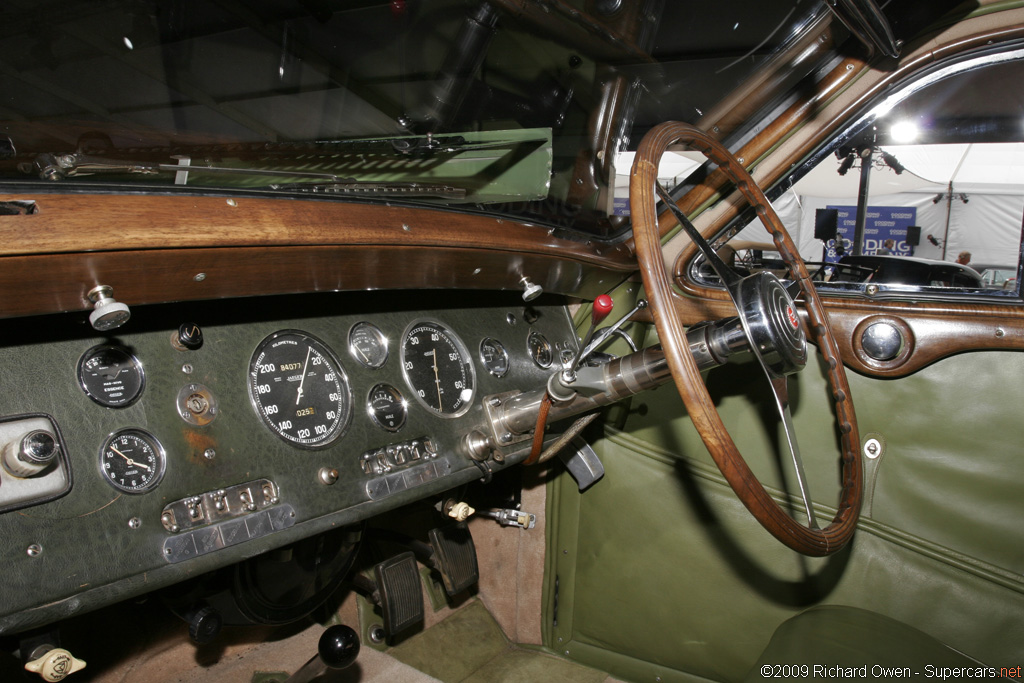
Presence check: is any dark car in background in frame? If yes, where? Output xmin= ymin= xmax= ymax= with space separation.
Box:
xmin=833 ymin=254 xmax=984 ymax=288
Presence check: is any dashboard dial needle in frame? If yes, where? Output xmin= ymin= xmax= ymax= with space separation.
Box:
xmin=432 ymin=348 xmax=443 ymax=412
xmin=296 ymin=345 xmax=312 ymax=405
xmin=110 ymin=446 xmax=150 ymax=471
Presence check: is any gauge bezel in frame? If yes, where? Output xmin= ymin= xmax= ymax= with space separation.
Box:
xmin=348 ymin=321 xmax=389 ymax=369
xmin=366 ymin=383 xmax=408 ymax=432
xmin=479 ymin=337 xmax=510 ymax=378
xmin=98 ymin=428 xmax=166 ymax=494
xmin=399 ymin=319 xmax=476 ymax=418
xmin=527 ymin=330 xmax=554 ymax=369
xmin=248 ymin=329 xmax=353 ymax=449
xmin=77 ymin=344 xmax=146 ymax=408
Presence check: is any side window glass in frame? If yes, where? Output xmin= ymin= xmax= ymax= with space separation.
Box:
xmin=701 ymin=49 xmax=1024 ymax=299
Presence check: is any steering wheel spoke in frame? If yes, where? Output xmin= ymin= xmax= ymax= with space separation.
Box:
xmin=631 ymin=122 xmax=862 ymax=556
xmin=655 ymin=182 xmax=743 ymax=292
xmin=768 ymin=375 xmax=819 ymax=530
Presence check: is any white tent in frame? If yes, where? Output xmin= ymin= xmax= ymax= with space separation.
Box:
xmin=771 ymin=143 xmax=1024 ymax=268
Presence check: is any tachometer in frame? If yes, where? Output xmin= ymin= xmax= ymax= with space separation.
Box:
xmin=249 ymin=330 xmax=352 ymax=448
xmin=400 ymin=321 xmax=475 ymax=417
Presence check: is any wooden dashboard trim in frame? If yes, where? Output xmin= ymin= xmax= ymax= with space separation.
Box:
xmin=659 ymin=292 xmax=1024 ymax=378
xmin=0 ymin=193 xmax=638 ymax=319
xmin=0 ymin=192 xmax=633 ymax=261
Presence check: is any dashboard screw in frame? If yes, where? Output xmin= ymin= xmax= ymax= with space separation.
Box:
xmin=203 ymin=448 xmax=216 ymax=460
xmin=26 ymin=544 xmax=42 ymax=557
xmin=194 ymin=273 xmax=206 ymax=282
xmin=182 ymin=364 xmax=193 ymax=374
xmin=128 ymin=517 xmax=142 ymax=529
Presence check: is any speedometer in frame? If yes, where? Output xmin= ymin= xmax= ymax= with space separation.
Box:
xmin=248 ymin=330 xmax=352 ymax=448
xmin=400 ymin=320 xmax=475 ymax=417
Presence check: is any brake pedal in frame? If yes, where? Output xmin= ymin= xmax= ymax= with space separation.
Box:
xmin=427 ymin=524 xmax=479 ymax=597
xmin=373 ymin=552 xmax=424 ymax=636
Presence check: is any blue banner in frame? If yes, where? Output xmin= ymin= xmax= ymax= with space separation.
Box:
xmin=825 ymin=205 xmax=917 ymax=263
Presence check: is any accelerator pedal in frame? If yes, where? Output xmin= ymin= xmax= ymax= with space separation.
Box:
xmin=427 ymin=524 xmax=479 ymax=597
xmin=374 ymin=552 xmax=424 ymax=636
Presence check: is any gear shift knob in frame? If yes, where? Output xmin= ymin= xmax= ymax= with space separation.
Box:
xmin=284 ymin=624 xmax=360 ymax=683
xmin=318 ymin=624 xmax=360 ymax=669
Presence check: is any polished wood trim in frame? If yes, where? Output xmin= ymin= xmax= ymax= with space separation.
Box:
xmin=828 ymin=301 xmax=1024 ymax=377
xmin=0 ymin=243 xmax=631 ymax=319
xmin=662 ymin=291 xmax=1024 ymax=378
xmin=0 ymin=192 xmax=633 ymax=264
xmin=0 ymin=192 xmax=638 ymax=319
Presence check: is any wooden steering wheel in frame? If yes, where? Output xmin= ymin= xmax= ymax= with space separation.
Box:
xmin=629 ymin=122 xmax=862 ymax=556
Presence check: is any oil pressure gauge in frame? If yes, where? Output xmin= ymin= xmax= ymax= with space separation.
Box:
xmin=367 ymin=383 xmax=407 ymax=432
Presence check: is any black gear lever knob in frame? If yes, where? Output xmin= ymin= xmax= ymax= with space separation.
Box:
xmin=318 ymin=624 xmax=360 ymax=669
xmin=283 ymin=624 xmax=360 ymax=683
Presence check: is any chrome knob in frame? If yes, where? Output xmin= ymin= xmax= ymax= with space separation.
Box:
xmin=87 ymin=285 xmax=131 ymax=331
xmin=3 ymin=430 xmax=59 ymax=477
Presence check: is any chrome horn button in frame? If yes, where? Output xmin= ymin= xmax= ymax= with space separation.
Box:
xmin=735 ymin=272 xmax=807 ymax=377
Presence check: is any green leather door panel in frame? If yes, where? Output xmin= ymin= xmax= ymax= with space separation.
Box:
xmin=544 ymin=349 xmax=1024 ymax=682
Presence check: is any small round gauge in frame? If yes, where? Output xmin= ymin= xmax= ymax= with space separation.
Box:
xmin=479 ymin=337 xmax=509 ymax=378
xmin=527 ymin=330 xmax=553 ymax=369
xmin=349 ymin=322 xmax=389 ymax=369
xmin=367 ymin=383 xmax=408 ymax=432
xmin=400 ymin=320 xmax=476 ymax=417
xmin=99 ymin=428 xmax=166 ymax=493
xmin=249 ymin=330 xmax=352 ymax=448
xmin=78 ymin=345 xmax=145 ymax=408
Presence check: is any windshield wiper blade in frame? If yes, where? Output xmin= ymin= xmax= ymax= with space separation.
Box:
xmin=20 ymin=151 xmax=468 ymax=199
xmin=268 ymin=181 xmax=467 ymax=200
xmin=23 ymin=153 xmax=352 ymax=184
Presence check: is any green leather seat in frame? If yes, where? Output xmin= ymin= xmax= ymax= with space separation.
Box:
xmin=745 ymin=606 xmax=988 ymax=682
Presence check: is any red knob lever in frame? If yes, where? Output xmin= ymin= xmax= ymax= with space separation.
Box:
xmin=592 ymin=295 xmax=613 ymax=326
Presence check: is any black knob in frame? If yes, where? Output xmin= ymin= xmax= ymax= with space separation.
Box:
xmin=186 ymin=605 xmax=222 ymax=644
xmin=318 ymin=625 xmax=359 ymax=670
xmin=177 ymin=322 xmax=204 ymax=350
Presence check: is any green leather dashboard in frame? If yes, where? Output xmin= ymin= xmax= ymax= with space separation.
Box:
xmin=0 ymin=290 xmax=576 ymax=635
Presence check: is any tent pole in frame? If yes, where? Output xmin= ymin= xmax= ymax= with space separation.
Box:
xmin=941 ymin=180 xmax=953 ymax=260
xmin=853 ymin=147 xmax=873 ymax=255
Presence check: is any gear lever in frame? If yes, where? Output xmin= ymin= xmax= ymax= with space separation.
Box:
xmin=284 ymin=624 xmax=360 ymax=683
xmin=563 ymin=294 xmax=613 ymax=383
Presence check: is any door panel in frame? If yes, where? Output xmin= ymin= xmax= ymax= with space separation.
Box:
xmin=545 ymin=347 xmax=1024 ymax=681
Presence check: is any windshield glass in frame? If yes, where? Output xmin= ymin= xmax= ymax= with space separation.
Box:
xmin=0 ymin=0 xmax=826 ymax=237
